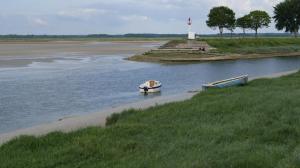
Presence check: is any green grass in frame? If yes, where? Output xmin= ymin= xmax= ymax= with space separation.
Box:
xmin=2 ymin=72 xmax=300 ymax=167
xmin=204 ymin=38 xmax=300 ymax=54
xmin=159 ymin=39 xmax=186 ymax=48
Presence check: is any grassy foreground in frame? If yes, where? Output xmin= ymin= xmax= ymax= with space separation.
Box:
xmin=2 ymin=72 xmax=300 ymax=167
xmin=129 ymin=38 xmax=300 ymax=62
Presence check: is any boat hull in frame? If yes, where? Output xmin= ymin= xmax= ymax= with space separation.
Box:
xmin=202 ymin=75 xmax=248 ymax=90
xmin=139 ymin=86 xmax=161 ymax=93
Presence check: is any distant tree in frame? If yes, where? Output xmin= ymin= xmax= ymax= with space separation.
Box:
xmin=206 ymin=6 xmax=236 ymax=37
xmin=274 ymin=0 xmax=300 ymax=37
xmin=248 ymin=10 xmax=271 ymax=37
xmin=228 ymin=19 xmax=236 ymax=38
xmin=228 ymin=26 xmax=235 ymax=38
xmin=236 ymin=15 xmax=252 ymax=37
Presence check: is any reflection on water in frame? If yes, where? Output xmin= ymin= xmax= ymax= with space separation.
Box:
xmin=1 ymin=55 xmax=300 ymax=133
xmin=141 ymin=92 xmax=162 ymax=97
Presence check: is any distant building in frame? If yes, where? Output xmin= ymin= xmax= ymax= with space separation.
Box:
xmin=187 ymin=17 xmax=196 ymax=40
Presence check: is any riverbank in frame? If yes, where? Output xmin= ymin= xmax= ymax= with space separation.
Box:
xmin=128 ymin=38 xmax=300 ymax=63
xmin=0 ymin=92 xmax=196 ymax=145
xmin=1 ymin=70 xmax=300 ymax=167
xmin=0 ymin=69 xmax=297 ymax=145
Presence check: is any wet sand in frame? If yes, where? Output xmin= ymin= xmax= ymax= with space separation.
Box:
xmin=0 ymin=69 xmax=298 ymax=145
xmin=0 ymin=41 xmax=164 ymax=67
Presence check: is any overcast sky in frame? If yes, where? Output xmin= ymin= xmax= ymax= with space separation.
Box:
xmin=0 ymin=0 xmax=284 ymax=35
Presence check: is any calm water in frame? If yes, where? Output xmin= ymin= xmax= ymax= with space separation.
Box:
xmin=1 ymin=54 xmax=300 ymax=133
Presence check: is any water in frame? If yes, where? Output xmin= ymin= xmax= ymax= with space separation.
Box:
xmin=1 ymin=54 xmax=300 ymax=133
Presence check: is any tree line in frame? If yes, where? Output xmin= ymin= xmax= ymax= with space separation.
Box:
xmin=206 ymin=0 xmax=300 ymax=38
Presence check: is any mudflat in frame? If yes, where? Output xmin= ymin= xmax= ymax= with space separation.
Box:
xmin=0 ymin=41 xmax=164 ymax=67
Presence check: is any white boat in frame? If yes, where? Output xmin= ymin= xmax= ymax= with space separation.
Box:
xmin=139 ymin=80 xmax=162 ymax=93
xmin=202 ymin=75 xmax=248 ymax=90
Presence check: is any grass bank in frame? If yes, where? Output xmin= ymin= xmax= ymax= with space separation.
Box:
xmin=129 ymin=38 xmax=300 ymax=62
xmin=2 ymin=71 xmax=300 ymax=167
xmin=206 ymin=38 xmax=300 ymax=54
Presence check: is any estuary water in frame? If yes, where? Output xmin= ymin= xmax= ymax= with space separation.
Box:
xmin=1 ymin=52 xmax=300 ymax=133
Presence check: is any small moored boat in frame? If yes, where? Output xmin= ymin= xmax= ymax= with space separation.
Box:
xmin=139 ymin=80 xmax=162 ymax=93
xmin=202 ymin=75 xmax=248 ymax=90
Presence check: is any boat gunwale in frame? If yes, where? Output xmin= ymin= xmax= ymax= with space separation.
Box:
xmin=203 ymin=75 xmax=248 ymax=87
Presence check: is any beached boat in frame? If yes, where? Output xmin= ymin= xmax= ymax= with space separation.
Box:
xmin=139 ymin=80 xmax=162 ymax=93
xmin=202 ymin=75 xmax=248 ymax=90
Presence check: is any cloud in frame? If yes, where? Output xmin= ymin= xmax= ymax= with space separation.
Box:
xmin=32 ymin=18 xmax=48 ymax=26
xmin=120 ymin=15 xmax=149 ymax=22
xmin=57 ymin=8 xmax=109 ymax=19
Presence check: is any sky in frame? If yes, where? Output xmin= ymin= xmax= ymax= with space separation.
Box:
xmin=0 ymin=0 xmax=284 ymax=35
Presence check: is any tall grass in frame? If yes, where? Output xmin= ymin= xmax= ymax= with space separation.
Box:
xmin=2 ymin=72 xmax=300 ymax=167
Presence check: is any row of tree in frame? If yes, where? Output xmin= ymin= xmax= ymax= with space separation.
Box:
xmin=206 ymin=0 xmax=300 ymax=37
xmin=206 ymin=6 xmax=271 ymax=37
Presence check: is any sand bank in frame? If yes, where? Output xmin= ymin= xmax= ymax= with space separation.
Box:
xmin=0 ymin=41 xmax=164 ymax=56
xmin=0 ymin=41 xmax=164 ymax=67
xmin=0 ymin=69 xmax=298 ymax=145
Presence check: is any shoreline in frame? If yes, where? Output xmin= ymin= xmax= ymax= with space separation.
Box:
xmin=128 ymin=51 xmax=300 ymax=63
xmin=0 ymin=69 xmax=298 ymax=145
xmin=0 ymin=92 xmax=196 ymax=145
xmin=128 ymin=38 xmax=300 ymax=63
